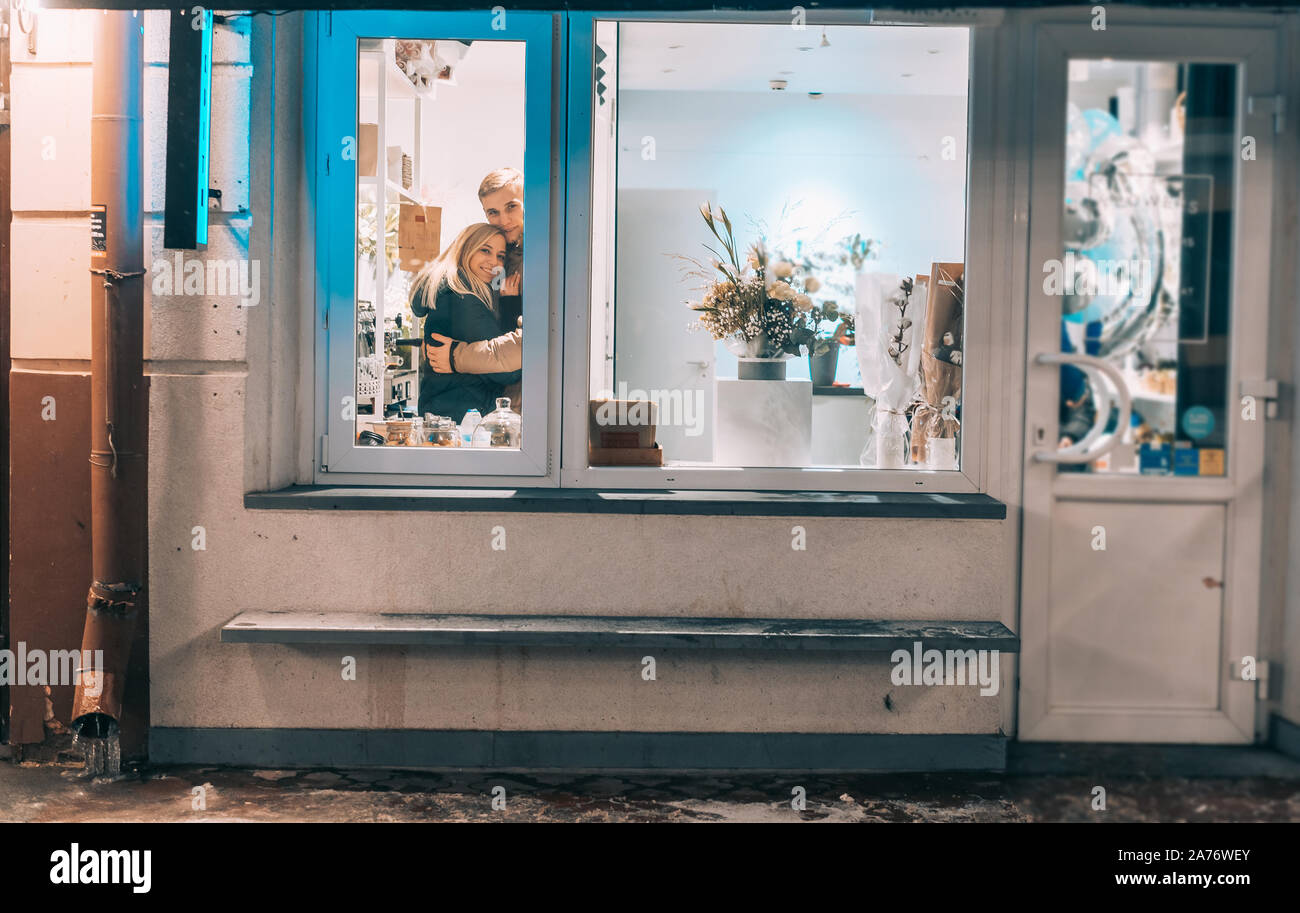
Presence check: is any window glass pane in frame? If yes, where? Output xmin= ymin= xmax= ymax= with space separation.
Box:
xmin=589 ymin=21 xmax=970 ymax=470
xmin=1054 ymin=59 xmax=1235 ymax=476
xmin=354 ymin=37 xmax=527 ymax=451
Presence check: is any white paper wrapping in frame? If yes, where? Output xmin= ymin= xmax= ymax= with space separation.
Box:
xmin=871 ymin=274 xmax=923 ymax=419
xmin=853 ymin=272 xmax=887 ymax=398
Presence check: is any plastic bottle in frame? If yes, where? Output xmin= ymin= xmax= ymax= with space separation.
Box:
xmin=460 ymin=409 xmax=482 ymax=447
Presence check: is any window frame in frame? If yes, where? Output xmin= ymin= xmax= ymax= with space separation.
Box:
xmin=311 ymin=9 xmax=564 ymax=485
xmin=308 ymin=9 xmax=998 ymax=494
xmin=560 ymin=10 xmax=995 ymax=492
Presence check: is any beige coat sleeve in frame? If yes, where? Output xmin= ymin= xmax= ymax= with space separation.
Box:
xmin=452 ymin=326 xmax=523 ymax=374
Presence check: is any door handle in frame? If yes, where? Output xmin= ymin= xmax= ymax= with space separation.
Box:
xmin=1239 ymin=378 xmax=1279 ymax=419
xmin=1033 ymin=352 xmax=1132 ymax=464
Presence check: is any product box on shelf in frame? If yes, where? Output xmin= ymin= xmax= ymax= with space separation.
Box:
xmin=358 ymin=123 xmax=378 ymax=176
xmin=588 ymin=399 xmax=658 ymax=450
xmin=398 ymin=204 xmax=442 ymax=273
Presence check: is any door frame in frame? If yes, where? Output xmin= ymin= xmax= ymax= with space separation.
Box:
xmin=1017 ymin=20 xmax=1279 ymax=742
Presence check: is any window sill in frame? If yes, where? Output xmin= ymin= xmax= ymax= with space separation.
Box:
xmin=245 ymin=486 xmax=1005 ymax=519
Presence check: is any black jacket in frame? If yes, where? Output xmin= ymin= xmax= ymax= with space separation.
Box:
xmin=416 ymin=279 xmax=522 ymax=421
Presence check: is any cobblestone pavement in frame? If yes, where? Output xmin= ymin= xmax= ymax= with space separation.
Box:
xmin=3 ymin=755 xmax=1299 ymax=822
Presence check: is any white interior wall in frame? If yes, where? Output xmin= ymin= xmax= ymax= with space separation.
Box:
xmin=414 ymin=41 xmax=526 ymax=237
xmin=614 ymin=89 xmax=968 ymax=384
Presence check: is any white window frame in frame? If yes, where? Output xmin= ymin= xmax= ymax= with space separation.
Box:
xmin=310 ymin=9 xmax=565 ymax=486
xmin=560 ymin=9 xmax=997 ymax=492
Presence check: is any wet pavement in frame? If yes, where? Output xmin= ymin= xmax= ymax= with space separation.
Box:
xmin=3 ymin=743 xmax=1300 ymax=822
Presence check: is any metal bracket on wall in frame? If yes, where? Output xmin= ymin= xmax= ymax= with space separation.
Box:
xmin=1247 ymin=94 xmax=1285 ymax=134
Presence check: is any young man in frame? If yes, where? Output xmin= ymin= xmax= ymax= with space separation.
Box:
xmin=425 ymin=167 xmax=525 ymax=378
xmin=478 ymin=167 xmax=524 ymax=281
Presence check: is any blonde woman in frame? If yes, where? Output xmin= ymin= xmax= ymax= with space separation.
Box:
xmin=411 ymin=223 xmax=522 ymax=422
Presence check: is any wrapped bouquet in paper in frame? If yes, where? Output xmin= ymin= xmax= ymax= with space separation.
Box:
xmin=910 ymin=262 xmax=964 ymax=468
xmin=860 ymin=275 xmax=923 ymax=468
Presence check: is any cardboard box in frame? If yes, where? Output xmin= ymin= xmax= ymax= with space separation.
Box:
xmin=589 ymin=443 xmax=663 ymax=466
xmin=588 ymin=399 xmax=658 ymax=449
xmin=398 ymin=203 xmax=442 ymax=273
xmin=358 ymin=123 xmax=378 ymax=177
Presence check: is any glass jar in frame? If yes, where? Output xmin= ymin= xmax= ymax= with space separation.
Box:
xmin=385 ymin=420 xmax=413 ymax=446
xmin=471 ymin=397 xmax=522 ymax=448
xmin=429 ymin=417 xmax=461 ymax=447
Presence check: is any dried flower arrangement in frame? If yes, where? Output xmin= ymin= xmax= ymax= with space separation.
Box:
xmin=682 ymin=202 xmax=823 ymax=359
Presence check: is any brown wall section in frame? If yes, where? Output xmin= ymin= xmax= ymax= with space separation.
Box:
xmin=7 ymin=370 xmax=149 ymax=756
xmin=8 ymin=371 xmax=92 ymax=744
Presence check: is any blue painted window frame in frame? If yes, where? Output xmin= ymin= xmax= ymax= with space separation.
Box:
xmin=312 ymin=10 xmax=559 ymax=480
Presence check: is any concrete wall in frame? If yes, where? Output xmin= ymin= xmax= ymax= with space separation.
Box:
xmin=10 ymin=6 xmax=1300 ymax=765
xmin=34 ymin=7 xmax=1300 ymax=752
xmin=138 ymin=13 xmax=1018 ymax=738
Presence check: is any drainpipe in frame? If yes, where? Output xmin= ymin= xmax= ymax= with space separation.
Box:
xmin=72 ymin=11 xmax=145 ymax=751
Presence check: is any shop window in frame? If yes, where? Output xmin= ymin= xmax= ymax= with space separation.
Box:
xmin=316 ymin=11 xmax=555 ymax=480
xmin=313 ymin=12 xmax=983 ymax=491
xmin=575 ymin=19 xmax=974 ymax=487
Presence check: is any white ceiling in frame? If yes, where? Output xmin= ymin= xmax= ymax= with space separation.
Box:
xmin=615 ymin=22 xmax=969 ymax=97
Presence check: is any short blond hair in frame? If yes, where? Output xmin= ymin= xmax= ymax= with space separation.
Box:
xmin=478 ymin=167 xmax=523 ymax=199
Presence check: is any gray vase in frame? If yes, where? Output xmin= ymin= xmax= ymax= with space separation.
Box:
xmin=809 ymin=347 xmax=840 ymax=387
xmin=737 ymin=357 xmax=788 ymax=381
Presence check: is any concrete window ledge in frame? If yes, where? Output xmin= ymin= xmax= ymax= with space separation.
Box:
xmin=222 ymin=611 xmax=1020 ymax=652
xmin=244 ymin=486 xmax=1007 ymax=519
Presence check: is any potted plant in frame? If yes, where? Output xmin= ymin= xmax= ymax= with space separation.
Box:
xmin=786 ymin=233 xmax=874 ymax=386
xmin=682 ymin=203 xmax=819 ymax=380
xmin=803 ymin=301 xmax=855 ymax=387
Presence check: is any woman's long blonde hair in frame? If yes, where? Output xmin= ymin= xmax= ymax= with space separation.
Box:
xmin=411 ymin=222 xmax=505 ymax=313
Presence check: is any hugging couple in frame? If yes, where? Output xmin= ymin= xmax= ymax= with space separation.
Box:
xmin=412 ymin=167 xmax=525 ymax=424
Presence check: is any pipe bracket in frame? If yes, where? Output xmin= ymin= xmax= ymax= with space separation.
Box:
xmin=87 ymin=580 xmax=142 ymax=617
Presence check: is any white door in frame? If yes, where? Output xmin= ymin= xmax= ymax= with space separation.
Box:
xmin=1018 ymin=23 xmax=1278 ymax=742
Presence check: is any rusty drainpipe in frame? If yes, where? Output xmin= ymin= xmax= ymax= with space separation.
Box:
xmin=71 ymin=11 xmax=145 ymax=756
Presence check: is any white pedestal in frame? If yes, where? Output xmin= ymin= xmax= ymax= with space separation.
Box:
xmin=714 ymin=378 xmax=812 ymax=467
xmin=811 ymin=394 xmax=871 ymax=466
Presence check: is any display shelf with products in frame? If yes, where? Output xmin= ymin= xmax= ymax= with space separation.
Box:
xmin=356 ymin=39 xmax=440 ymax=436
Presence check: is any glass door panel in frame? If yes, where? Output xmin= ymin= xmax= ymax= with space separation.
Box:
xmin=1054 ymin=58 xmax=1236 ymax=477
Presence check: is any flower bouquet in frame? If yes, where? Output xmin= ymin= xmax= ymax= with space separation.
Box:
xmin=857 ymin=274 xmax=925 ymax=467
xmin=910 ymin=263 xmax=964 ymax=469
xmin=684 ymin=203 xmax=821 ymax=380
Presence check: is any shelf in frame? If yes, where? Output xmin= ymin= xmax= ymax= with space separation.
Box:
xmin=358 ymin=174 xmax=426 ymax=206
xmin=359 ymin=39 xmax=438 ymax=103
